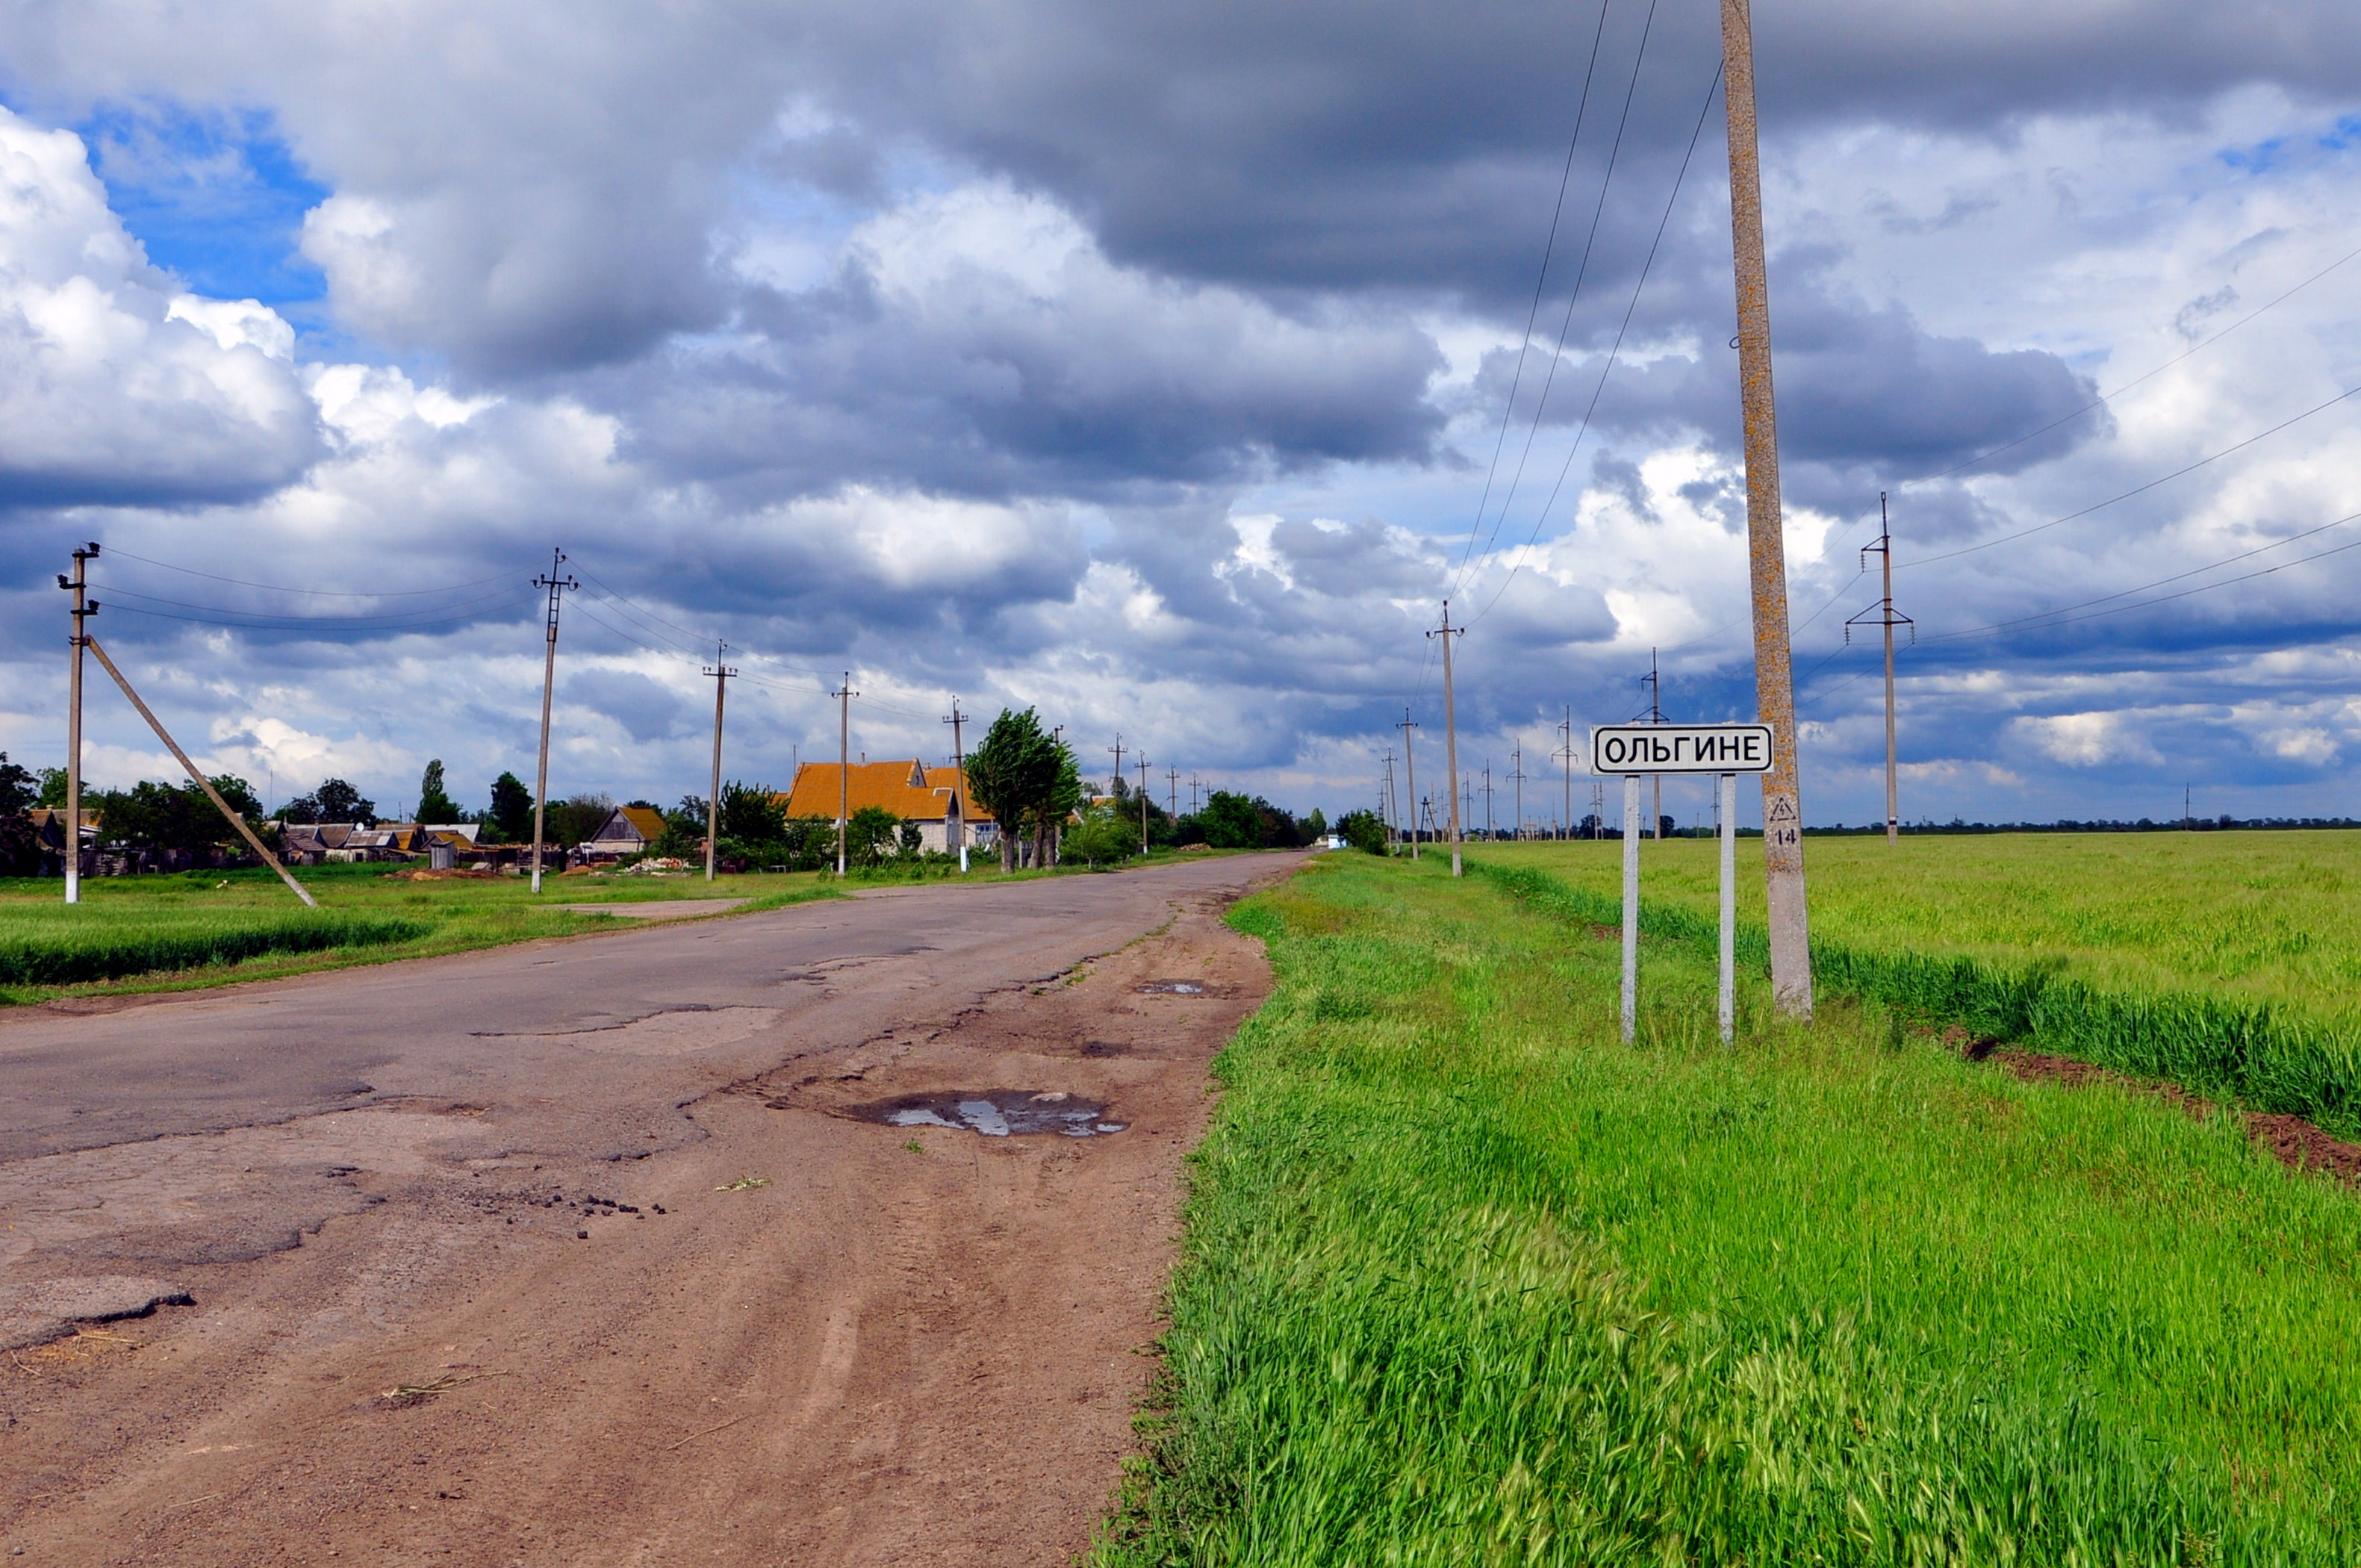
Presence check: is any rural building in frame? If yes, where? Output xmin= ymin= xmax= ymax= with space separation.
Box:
xmin=780 ymin=761 xmax=993 ymax=854
xmin=577 ymin=805 xmax=670 ymax=863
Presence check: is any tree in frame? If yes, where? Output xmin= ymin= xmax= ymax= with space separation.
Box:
xmin=718 ymin=781 xmax=788 ymax=844
xmin=487 ymin=772 xmax=535 ymax=843
xmin=546 ymin=793 xmax=614 ymax=850
xmin=1304 ymin=808 xmax=1328 ymax=842
xmin=1336 ymin=809 xmax=1387 ymax=856
xmin=292 ymin=777 xmax=376 ymax=825
xmin=965 ymin=708 xmax=1068 ymax=871
xmin=1198 ymin=791 xmax=1265 ymax=849
xmin=0 ymin=753 xmax=34 ymax=815
xmin=1065 ymin=800 xmax=1135 ymax=867
xmin=845 ymin=805 xmax=902 ymax=867
xmin=36 ymin=768 xmax=66 ymax=809
xmin=416 ymin=759 xmax=461 ymax=824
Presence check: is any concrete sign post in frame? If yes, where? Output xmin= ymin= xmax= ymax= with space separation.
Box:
xmin=1592 ymin=724 xmax=1775 ymax=1044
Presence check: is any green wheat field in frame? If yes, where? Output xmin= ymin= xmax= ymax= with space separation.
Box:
xmin=1096 ymin=841 xmax=2361 ymax=1564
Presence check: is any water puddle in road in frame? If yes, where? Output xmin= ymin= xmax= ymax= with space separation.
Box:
xmin=853 ymin=1091 xmax=1126 ymax=1137
xmin=1138 ymin=980 xmax=1205 ymax=995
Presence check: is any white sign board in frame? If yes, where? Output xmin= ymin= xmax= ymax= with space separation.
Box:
xmin=1590 ymin=724 xmax=1774 ymax=775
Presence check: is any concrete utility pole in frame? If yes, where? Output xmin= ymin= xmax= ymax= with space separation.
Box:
xmin=1643 ymin=647 xmax=1664 ymax=839
xmin=1847 ymin=494 xmax=1913 ymax=846
xmin=833 ymin=673 xmax=858 ymax=875
xmin=1428 ymin=603 xmax=1465 ymax=876
xmin=1190 ymin=774 xmax=1201 ymax=815
xmin=1509 ymin=747 xmax=1525 ymax=841
xmin=1722 ymin=0 xmax=1813 ymax=1015
xmin=703 ymin=641 xmax=736 ymax=883
xmin=1168 ymin=765 xmax=1179 ymax=820
xmin=1381 ymin=750 xmax=1398 ymax=845
xmin=529 ymin=549 xmax=577 ymax=895
xmin=83 ymin=635 xmax=314 ymax=907
xmin=1558 ymin=708 xmax=1574 ymax=841
xmin=1483 ymin=762 xmax=1493 ymax=841
xmin=942 ymin=697 xmax=968 ymax=855
xmin=57 ymin=542 xmax=97 ymax=904
xmin=1107 ymin=735 xmax=1123 ymax=800
xmin=1137 ymin=756 xmax=1153 ymax=853
xmin=1397 ymin=709 xmax=1419 ymax=860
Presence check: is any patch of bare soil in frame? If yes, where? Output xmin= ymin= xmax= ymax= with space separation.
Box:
xmin=0 ymin=890 xmax=1271 ymax=1565
xmin=1949 ymin=1027 xmax=2361 ymax=1187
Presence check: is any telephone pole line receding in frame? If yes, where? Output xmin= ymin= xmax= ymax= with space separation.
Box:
xmin=1396 ymin=709 xmax=1420 ymax=860
xmin=529 ymin=549 xmax=577 ymax=895
xmin=1508 ymin=747 xmax=1526 ymax=842
xmin=1722 ymin=0 xmax=1813 ymax=1015
xmin=703 ymin=641 xmax=738 ymax=883
xmin=1428 ymin=603 xmax=1466 ymax=877
xmin=1847 ymin=493 xmax=1914 ymax=846
xmin=833 ymin=673 xmax=859 ymax=876
xmin=57 ymin=542 xmax=98 ymax=905
xmin=1137 ymin=756 xmax=1153 ymax=854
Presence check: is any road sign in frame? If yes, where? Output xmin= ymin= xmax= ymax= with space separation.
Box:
xmin=1591 ymin=723 xmax=1773 ymax=775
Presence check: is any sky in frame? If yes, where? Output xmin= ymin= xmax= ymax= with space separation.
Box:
xmin=1 ymin=0 xmax=2358 ymax=833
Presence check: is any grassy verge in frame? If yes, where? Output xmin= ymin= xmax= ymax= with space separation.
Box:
xmin=1098 ymin=852 xmax=2361 ymax=1564
xmin=0 ymin=863 xmax=842 ymax=1005
xmin=1472 ymin=841 xmax=2361 ymax=1136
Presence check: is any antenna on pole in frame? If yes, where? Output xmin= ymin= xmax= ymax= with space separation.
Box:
xmin=1847 ymin=493 xmax=1914 ymax=846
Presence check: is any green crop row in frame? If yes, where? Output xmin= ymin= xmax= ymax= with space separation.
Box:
xmin=1473 ymin=859 xmax=2361 ymax=1136
xmin=1095 ymin=854 xmax=2361 ymax=1564
xmin=0 ymin=912 xmax=432 ymax=985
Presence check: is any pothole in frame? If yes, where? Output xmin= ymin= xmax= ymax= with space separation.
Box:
xmin=1138 ymin=980 xmax=1205 ymax=995
xmin=850 ymin=1091 xmax=1126 ymax=1138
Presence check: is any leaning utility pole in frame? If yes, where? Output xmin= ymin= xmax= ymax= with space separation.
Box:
xmin=1428 ymin=603 xmax=1465 ymax=876
xmin=1722 ymin=0 xmax=1812 ymax=1014
xmin=529 ymin=549 xmax=576 ymax=895
xmin=1397 ymin=709 xmax=1420 ymax=860
xmin=703 ymin=641 xmax=737 ymax=883
xmin=57 ymin=542 xmax=98 ymax=904
xmin=1847 ymin=493 xmax=1913 ymax=846
xmin=833 ymin=673 xmax=858 ymax=875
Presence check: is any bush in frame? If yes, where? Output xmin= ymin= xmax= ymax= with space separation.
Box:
xmin=1336 ymin=809 xmax=1388 ymax=856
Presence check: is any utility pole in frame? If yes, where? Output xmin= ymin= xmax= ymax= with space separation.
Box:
xmin=1847 ymin=493 xmax=1913 ymax=846
xmin=2184 ymin=783 xmax=2192 ymax=831
xmin=1168 ymin=765 xmax=1179 ymax=820
xmin=1397 ymin=709 xmax=1420 ymax=860
xmin=1137 ymin=756 xmax=1153 ymax=853
xmin=1190 ymin=774 xmax=1202 ymax=816
xmin=1381 ymin=750 xmax=1398 ymax=846
xmin=529 ymin=549 xmax=576 ymax=895
xmin=1558 ymin=708 xmax=1574 ymax=842
xmin=1107 ymin=734 xmax=1124 ymax=800
xmin=1428 ymin=603 xmax=1465 ymax=876
xmin=1483 ymin=762 xmax=1493 ymax=841
xmin=703 ymin=641 xmax=736 ymax=883
xmin=1643 ymin=647 xmax=1664 ymax=839
xmin=942 ymin=696 xmax=969 ymax=856
xmin=833 ymin=673 xmax=858 ymax=875
xmin=1509 ymin=747 xmax=1525 ymax=842
xmin=1723 ymin=0 xmax=1812 ymax=1015
xmin=57 ymin=542 xmax=98 ymax=904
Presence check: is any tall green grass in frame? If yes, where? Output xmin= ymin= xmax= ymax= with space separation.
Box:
xmin=1476 ymin=840 xmax=2361 ymax=1136
xmin=1098 ymin=854 xmax=2361 ymax=1564
xmin=0 ymin=908 xmax=428 ymax=985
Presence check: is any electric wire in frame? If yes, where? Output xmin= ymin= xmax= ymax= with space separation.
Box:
xmin=95 ymin=579 xmax=535 ymax=627
xmin=1447 ymin=0 xmax=1618 ymax=597
xmin=1451 ymin=0 xmax=1660 ymax=604
xmin=1473 ymin=55 xmax=1721 ymax=624
xmin=99 ymin=590 xmax=540 ymax=635
xmin=99 ymin=547 xmax=521 ymax=597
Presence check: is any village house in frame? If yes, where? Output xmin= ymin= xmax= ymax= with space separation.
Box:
xmin=779 ymin=761 xmax=992 ymax=854
xmin=576 ymin=805 xmax=670 ymax=864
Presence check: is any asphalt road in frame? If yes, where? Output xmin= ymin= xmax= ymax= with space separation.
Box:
xmin=0 ymin=851 xmax=1302 ymax=1564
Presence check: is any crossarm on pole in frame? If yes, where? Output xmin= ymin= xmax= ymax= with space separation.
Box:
xmin=82 ymin=636 xmax=318 ymax=908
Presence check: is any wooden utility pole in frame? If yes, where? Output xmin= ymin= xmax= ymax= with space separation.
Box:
xmin=703 ymin=641 xmax=736 ymax=883
xmin=57 ymin=542 xmax=97 ymax=904
xmin=1428 ymin=604 xmax=1465 ymax=876
xmin=833 ymin=673 xmax=858 ymax=875
xmin=1722 ymin=0 xmax=1812 ymax=1014
xmin=1847 ymin=494 xmax=1912 ymax=845
xmin=84 ymin=635 xmax=314 ymax=907
xmin=1397 ymin=709 xmax=1419 ymax=860
xmin=529 ymin=550 xmax=576 ymax=895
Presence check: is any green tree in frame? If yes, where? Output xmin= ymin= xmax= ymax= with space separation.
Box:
xmin=845 ymin=804 xmax=902 ymax=867
xmin=0 ymin=753 xmax=34 ymax=815
xmin=1336 ymin=809 xmax=1388 ymax=856
xmin=1304 ymin=807 xmax=1328 ymax=841
xmin=287 ymin=777 xmax=376 ymax=825
xmin=1065 ymin=800 xmax=1136 ymax=867
xmin=1199 ymin=791 xmax=1266 ymax=849
xmin=416 ymin=759 xmax=461 ymax=824
xmin=965 ymin=708 xmax=1068 ymax=871
xmin=546 ymin=793 xmax=614 ymax=850
xmin=36 ymin=767 xmax=66 ymax=809
xmin=487 ymin=772 xmax=535 ymax=843
xmin=719 ymin=781 xmax=788 ymax=844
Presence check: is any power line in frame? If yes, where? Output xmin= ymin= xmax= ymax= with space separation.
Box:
xmin=1447 ymin=0 xmax=1620 ymax=596
xmin=95 ymin=588 xmax=539 ymax=634
xmin=98 ymin=547 xmax=520 ymax=598
xmin=1453 ymin=0 xmax=1661 ymax=604
xmin=93 ymin=579 xmax=534 ymax=627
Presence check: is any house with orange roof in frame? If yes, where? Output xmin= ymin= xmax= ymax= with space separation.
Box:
xmin=579 ymin=804 xmax=671 ymax=862
xmin=779 ymin=761 xmax=994 ymax=855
